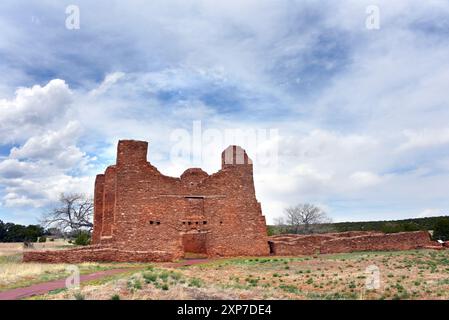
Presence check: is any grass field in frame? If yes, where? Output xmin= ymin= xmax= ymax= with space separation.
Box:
xmin=0 ymin=240 xmax=72 ymax=256
xmin=11 ymin=249 xmax=448 ymax=300
xmin=0 ymin=242 xmax=138 ymax=292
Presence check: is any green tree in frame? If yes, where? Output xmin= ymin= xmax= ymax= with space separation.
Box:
xmin=433 ymin=218 xmax=449 ymax=241
xmin=74 ymin=231 xmax=91 ymax=246
xmin=0 ymin=220 xmax=6 ymax=241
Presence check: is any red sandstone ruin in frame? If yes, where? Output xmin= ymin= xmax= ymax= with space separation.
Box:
xmin=25 ymin=140 xmax=270 ymax=263
xmin=23 ymin=139 xmax=444 ymax=264
xmin=268 ymin=231 xmax=442 ymax=256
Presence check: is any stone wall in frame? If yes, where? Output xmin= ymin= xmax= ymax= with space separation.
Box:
xmin=269 ymin=231 xmax=442 ymax=256
xmin=23 ymin=246 xmax=176 ymax=263
xmin=320 ymin=231 xmax=439 ymax=254
xmin=25 ymin=140 xmax=269 ymax=263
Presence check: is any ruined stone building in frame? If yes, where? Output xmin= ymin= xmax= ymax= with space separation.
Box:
xmin=25 ymin=140 xmax=270 ymax=262
xmin=91 ymin=139 xmax=270 ymax=259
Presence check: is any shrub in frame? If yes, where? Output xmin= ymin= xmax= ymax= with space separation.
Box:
xmin=49 ymin=238 xmax=55 ymax=242
xmin=74 ymin=231 xmax=91 ymax=246
xmin=433 ymin=218 xmax=449 ymax=241
xmin=74 ymin=292 xmax=85 ymax=300
xmin=111 ymin=294 xmax=120 ymax=300
xmin=133 ymin=280 xmax=142 ymax=290
xmin=188 ymin=278 xmax=202 ymax=288
xmin=143 ymin=273 xmax=157 ymax=283
xmin=38 ymin=236 xmax=47 ymax=243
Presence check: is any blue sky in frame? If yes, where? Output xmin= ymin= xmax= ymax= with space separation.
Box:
xmin=1 ymin=0 xmax=449 ymax=225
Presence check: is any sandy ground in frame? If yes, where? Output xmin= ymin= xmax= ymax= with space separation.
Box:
xmin=30 ymin=249 xmax=449 ymax=300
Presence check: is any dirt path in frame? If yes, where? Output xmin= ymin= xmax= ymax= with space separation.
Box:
xmin=0 ymin=259 xmax=211 ymax=300
xmin=0 ymin=268 xmax=135 ymax=300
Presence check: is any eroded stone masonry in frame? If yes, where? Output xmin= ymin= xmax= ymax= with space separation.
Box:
xmin=25 ymin=140 xmax=270 ymax=263
xmin=24 ymin=139 xmax=444 ymax=264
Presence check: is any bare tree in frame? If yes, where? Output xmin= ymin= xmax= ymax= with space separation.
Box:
xmin=41 ymin=193 xmax=94 ymax=233
xmin=281 ymin=203 xmax=331 ymax=234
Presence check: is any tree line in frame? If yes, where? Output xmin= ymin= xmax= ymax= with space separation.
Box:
xmin=0 ymin=220 xmax=44 ymax=242
xmin=269 ymin=203 xmax=449 ymax=241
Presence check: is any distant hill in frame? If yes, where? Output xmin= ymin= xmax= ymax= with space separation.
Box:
xmin=268 ymin=215 xmax=449 ymax=235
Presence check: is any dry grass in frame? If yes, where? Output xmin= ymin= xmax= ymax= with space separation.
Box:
xmin=35 ymin=249 xmax=449 ymax=300
xmin=0 ymin=240 xmax=73 ymax=257
xmin=0 ymin=242 xmax=134 ymax=291
xmin=0 ymin=253 xmax=119 ymax=291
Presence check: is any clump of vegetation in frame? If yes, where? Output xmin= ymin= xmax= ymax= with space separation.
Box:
xmin=279 ymin=284 xmax=299 ymax=294
xmin=111 ymin=294 xmax=120 ymax=300
xmin=245 ymin=277 xmax=259 ymax=286
xmin=73 ymin=292 xmax=85 ymax=300
xmin=74 ymin=231 xmax=91 ymax=246
xmin=143 ymin=272 xmax=157 ymax=283
xmin=433 ymin=218 xmax=449 ymax=241
xmin=188 ymin=278 xmax=202 ymax=288
xmin=0 ymin=219 xmax=44 ymax=242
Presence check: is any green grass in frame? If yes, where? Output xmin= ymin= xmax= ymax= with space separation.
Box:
xmin=0 ymin=254 xmax=22 ymax=264
xmin=188 ymin=278 xmax=203 ymax=288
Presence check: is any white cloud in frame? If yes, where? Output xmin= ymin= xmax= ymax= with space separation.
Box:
xmin=89 ymin=72 xmax=126 ymax=96
xmin=9 ymin=121 xmax=90 ymax=170
xmin=417 ymin=208 xmax=446 ymax=218
xmin=0 ymin=159 xmax=37 ymax=179
xmin=399 ymin=129 xmax=449 ymax=152
xmin=349 ymin=171 xmax=384 ymax=188
xmin=0 ymin=174 xmax=93 ymax=208
xmin=0 ymin=79 xmax=73 ymax=142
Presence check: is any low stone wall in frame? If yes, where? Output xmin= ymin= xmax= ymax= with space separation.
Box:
xmin=320 ymin=231 xmax=439 ymax=254
xmin=269 ymin=234 xmax=335 ymax=255
xmin=269 ymin=231 xmax=442 ymax=256
xmin=23 ymin=246 xmax=177 ymax=263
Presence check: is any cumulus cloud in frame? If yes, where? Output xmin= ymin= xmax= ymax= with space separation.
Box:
xmin=1 ymin=1 xmax=449 ymax=223
xmin=0 ymin=174 xmax=93 ymax=208
xmin=0 ymin=80 xmax=94 ymax=212
xmin=9 ymin=121 xmax=91 ymax=170
xmin=0 ymin=79 xmax=73 ymax=142
xmin=0 ymin=159 xmax=38 ymax=179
